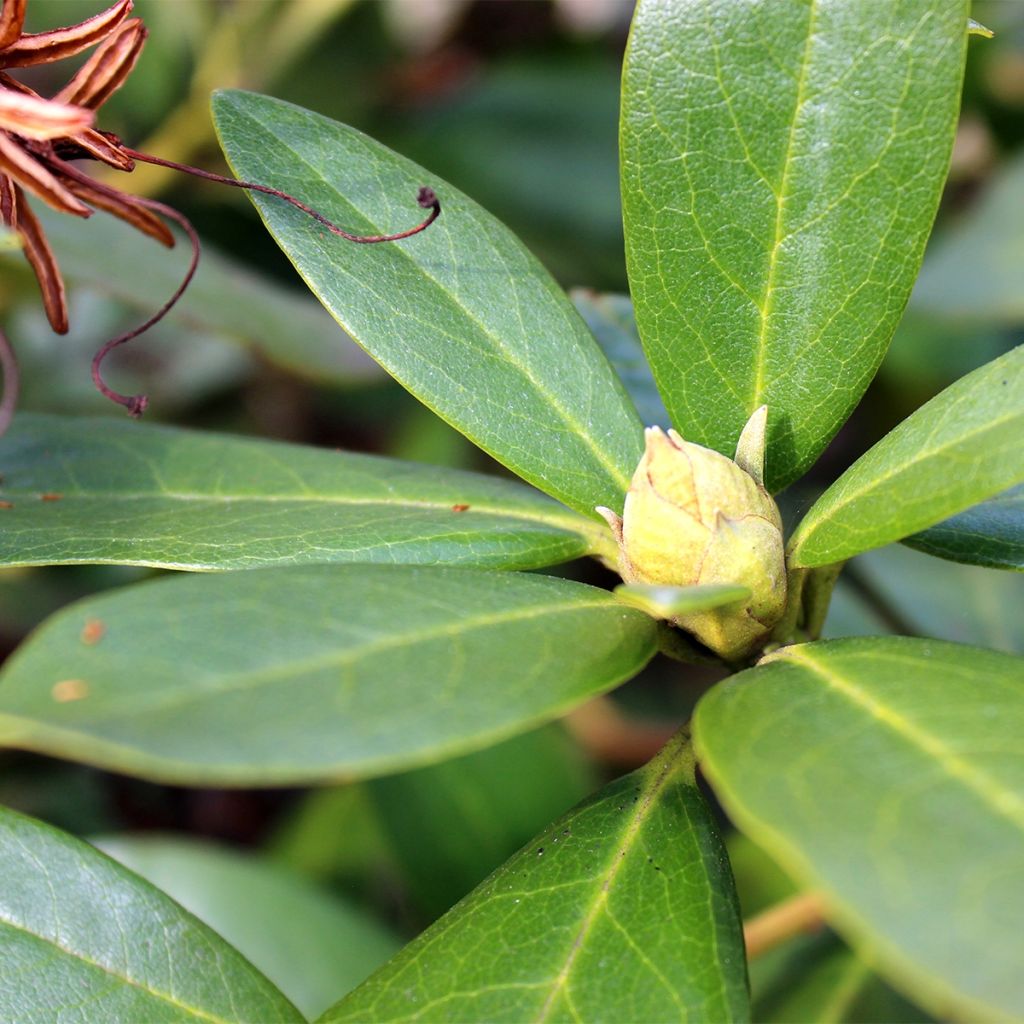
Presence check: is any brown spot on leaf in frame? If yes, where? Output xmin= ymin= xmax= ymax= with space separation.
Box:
xmin=40 ymin=492 xmax=62 ymax=501
xmin=80 ymin=619 xmax=106 ymax=645
xmin=51 ymin=678 xmax=89 ymax=702
xmin=0 ymin=500 xmax=12 ymax=509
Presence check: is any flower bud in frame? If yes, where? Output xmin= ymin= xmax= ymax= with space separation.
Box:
xmin=598 ymin=407 xmax=786 ymax=660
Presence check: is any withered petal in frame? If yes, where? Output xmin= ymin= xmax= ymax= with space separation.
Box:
xmin=64 ymin=127 xmax=134 ymax=170
xmin=64 ymin=173 xmax=174 ymax=247
xmin=8 ymin=183 xmax=68 ymax=333
xmin=0 ymin=88 xmax=93 ymax=140
xmin=54 ymin=17 xmax=146 ymax=110
xmin=0 ymin=0 xmax=132 ymax=70
xmin=0 ymin=0 xmax=26 ymax=52
xmin=0 ymin=171 xmax=15 ymax=222
xmin=0 ymin=131 xmax=91 ymax=215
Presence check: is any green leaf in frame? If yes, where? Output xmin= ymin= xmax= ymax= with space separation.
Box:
xmin=0 ymin=565 xmax=656 ymax=785
xmin=212 ymin=89 xmax=644 ymax=518
xmin=846 ymin=544 xmax=1024 ymax=654
xmin=911 ymin=152 xmax=1024 ymax=325
xmin=620 ymin=0 xmax=969 ymax=492
xmin=321 ymin=731 xmax=749 ymax=1023
xmin=368 ymin=726 xmax=594 ymax=920
xmin=96 ymin=836 xmax=400 ymax=1020
xmin=0 ymin=806 xmax=301 ymax=1023
xmin=614 ymin=582 xmax=750 ymax=619
xmin=570 ymin=290 xmax=668 ymax=427
xmin=788 ymin=346 xmax=1024 ymax=567
xmin=694 ymin=636 xmax=1024 ymax=1021
xmin=0 ymin=414 xmax=612 ymax=571
xmin=903 ymin=484 xmax=1024 ymax=571
xmin=21 ymin=206 xmax=381 ymax=386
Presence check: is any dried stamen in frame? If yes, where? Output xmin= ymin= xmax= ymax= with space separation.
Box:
xmin=121 ymin=148 xmax=441 ymax=244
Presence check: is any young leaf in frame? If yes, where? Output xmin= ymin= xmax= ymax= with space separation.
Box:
xmin=0 ymin=807 xmax=302 ymax=1023
xmin=0 ymin=415 xmax=613 ymax=571
xmin=788 ymin=346 xmax=1024 ymax=567
xmin=614 ymin=581 xmax=751 ymax=619
xmin=212 ymin=89 xmax=644 ymax=519
xmin=0 ymin=565 xmax=656 ymax=785
xmin=96 ymin=836 xmax=399 ymax=1020
xmin=694 ymin=636 xmax=1024 ymax=1021
xmin=902 ymin=484 xmax=1024 ymax=571
xmin=620 ymin=0 xmax=969 ymax=491
xmin=321 ymin=730 xmax=749 ymax=1023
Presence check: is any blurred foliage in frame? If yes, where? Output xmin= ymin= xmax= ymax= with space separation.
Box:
xmin=0 ymin=3 xmax=1021 ymax=1013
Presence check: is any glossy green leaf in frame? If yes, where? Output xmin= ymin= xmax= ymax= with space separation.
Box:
xmin=620 ymin=0 xmax=969 ymax=491
xmin=368 ymin=726 xmax=594 ymax=919
xmin=0 ymin=415 xmax=612 ymax=571
xmin=322 ymin=731 xmax=749 ymax=1023
xmin=614 ymin=582 xmax=750 ymax=619
xmin=847 ymin=544 xmax=1024 ymax=654
xmin=0 ymin=806 xmax=301 ymax=1023
xmin=96 ymin=836 xmax=399 ymax=1019
xmin=0 ymin=565 xmax=656 ymax=785
xmin=20 ymin=206 xmax=380 ymax=385
xmin=213 ymin=89 xmax=644 ymax=518
xmin=571 ymin=290 xmax=668 ymax=427
xmin=903 ymin=484 xmax=1024 ymax=570
xmin=911 ymin=152 xmax=1024 ymax=325
xmin=694 ymin=636 xmax=1024 ymax=1021
xmin=789 ymin=346 xmax=1024 ymax=567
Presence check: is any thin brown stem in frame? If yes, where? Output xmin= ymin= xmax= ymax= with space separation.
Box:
xmin=744 ymin=890 xmax=826 ymax=960
xmin=120 ymin=147 xmax=441 ymax=243
xmin=0 ymin=327 xmax=20 ymax=436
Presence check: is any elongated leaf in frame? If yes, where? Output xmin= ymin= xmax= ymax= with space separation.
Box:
xmin=903 ymin=484 xmax=1024 ymax=570
xmin=0 ymin=806 xmax=301 ymax=1023
xmin=620 ymin=0 xmax=969 ymax=491
xmin=19 ymin=205 xmax=381 ymax=385
xmin=213 ymin=89 xmax=644 ymax=518
xmin=96 ymin=836 xmax=399 ymax=1019
xmin=615 ymin=581 xmax=750 ymax=620
xmin=322 ymin=731 xmax=749 ymax=1023
xmin=368 ymin=726 xmax=594 ymax=919
xmin=0 ymin=414 xmax=612 ymax=570
xmin=789 ymin=346 xmax=1024 ymax=567
xmin=0 ymin=565 xmax=656 ymax=785
xmin=571 ymin=290 xmax=668 ymax=427
xmin=694 ymin=636 xmax=1024 ymax=1021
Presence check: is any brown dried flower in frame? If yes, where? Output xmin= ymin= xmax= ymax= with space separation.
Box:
xmin=0 ymin=0 xmax=439 ymax=431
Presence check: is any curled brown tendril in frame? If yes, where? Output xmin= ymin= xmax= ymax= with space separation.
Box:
xmin=123 ymin=148 xmax=441 ymax=244
xmin=57 ymin=146 xmax=440 ymax=417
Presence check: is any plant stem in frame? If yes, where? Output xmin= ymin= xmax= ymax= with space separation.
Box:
xmin=744 ymin=890 xmax=826 ymax=959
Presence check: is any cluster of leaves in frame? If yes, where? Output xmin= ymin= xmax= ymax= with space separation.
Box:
xmin=0 ymin=1 xmax=1022 ymax=1021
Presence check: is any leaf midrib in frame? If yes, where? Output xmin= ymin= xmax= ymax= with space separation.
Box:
xmin=5 ymin=596 xmax=623 ymax=727
xmin=750 ymin=0 xmax=818 ymax=411
xmin=779 ymin=647 xmax=1024 ymax=832
xmin=534 ymin=732 xmax=693 ymax=1022
xmin=227 ymin=97 xmax=634 ymax=495
xmin=0 ymin=915 xmax=243 ymax=1024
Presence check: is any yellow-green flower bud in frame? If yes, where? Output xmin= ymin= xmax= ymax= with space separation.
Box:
xmin=598 ymin=407 xmax=786 ymax=660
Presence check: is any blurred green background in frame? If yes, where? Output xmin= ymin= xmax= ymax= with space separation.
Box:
xmin=1 ymin=2 xmax=1022 ymax=1016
